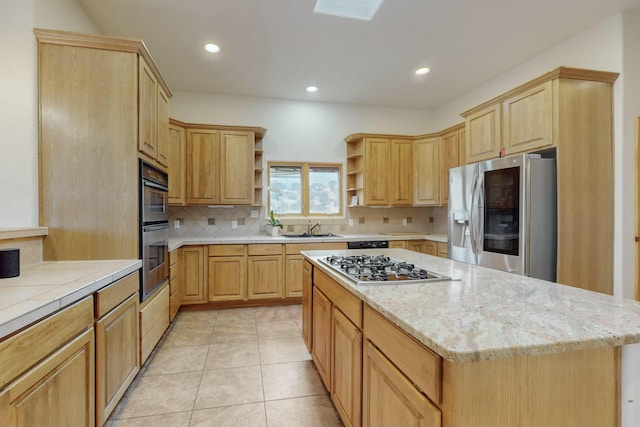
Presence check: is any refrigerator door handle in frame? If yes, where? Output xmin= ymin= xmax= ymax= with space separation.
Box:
xmin=469 ymin=172 xmax=478 ymax=255
xmin=476 ymin=172 xmax=485 ymax=255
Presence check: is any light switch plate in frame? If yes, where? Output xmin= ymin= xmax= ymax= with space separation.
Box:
xmin=250 ymin=209 xmax=259 ymax=218
xmin=231 ymin=220 xmax=238 ymax=229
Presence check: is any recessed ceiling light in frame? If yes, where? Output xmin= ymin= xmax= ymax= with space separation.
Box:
xmin=314 ymin=0 xmax=384 ymax=21
xmin=306 ymin=86 xmax=318 ymax=93
xmin=415 ymin=67 xmax=430 ymax=75
xmin=204 ymin=43 xmax=220 ymax=53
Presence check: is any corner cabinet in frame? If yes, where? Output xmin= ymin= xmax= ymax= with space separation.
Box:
xmin=345 ymin=134 xmax=413 ymax=206
xmin=170 ymin=121 xmax=266 ymax=206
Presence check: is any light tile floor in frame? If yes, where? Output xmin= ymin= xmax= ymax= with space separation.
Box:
xmin=107 ymin=304 xmax=343 ymax=427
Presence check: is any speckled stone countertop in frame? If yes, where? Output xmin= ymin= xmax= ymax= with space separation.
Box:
xmin=302 ymin=248 xmax=640 ymax=363
xmin=169 ymin=233 xmax=447 ymax=252
xmin=0 ymin=259 xmax=141 ymax=340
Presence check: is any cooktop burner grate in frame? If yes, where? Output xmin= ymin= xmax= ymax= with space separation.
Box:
xmin=320 ymin=254 xmax=450 ymax=285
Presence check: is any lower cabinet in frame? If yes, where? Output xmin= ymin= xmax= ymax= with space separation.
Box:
xmin=139 ymin=283 xmax=170 ymax=364
xmin=423 ymin=240 xmax=437 ymax=256
xmin=182 ymin=245 xmax=205 ymax=304
xmin=248 ymin=244 xmax=283 ymax=299
xmin=301 ymin=259 xmax=313 ymax=353
xmin=0 ymin=297 xmax=95 ymax=427
xmin=285 ymin=254 xmax=304 ymax=297
xmin=169 ymin=248 xmax=182 ymax=321
xmin=332 ymin=307 xmax=362 ymax=427
xmin=312 ymin=287 xmax=332 ymax=389
xmin=363 ymin=341 xmax=441 ymax=427
xmin=208 ymin=245 xmax=247 ymax=302
xmin=388 ymin=240 xmax=407 ymax=249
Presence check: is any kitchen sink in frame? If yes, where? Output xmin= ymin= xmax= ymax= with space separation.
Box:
xmin=282 ymin=233 xmax=342 ymax=238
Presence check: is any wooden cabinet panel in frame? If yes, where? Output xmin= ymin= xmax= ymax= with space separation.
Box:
xmin=407 ymin=240 xmax=424 ymax=253
xmin=437 ymin=242 xmax=448 ymax=258
xmin=186 ymin=129 xmax=219 ymax=204
xmin=390 ymin=139 xmax=413 ymax=206
xmin=423 ymin=241 xmax=437 ymax=256
xmin=414 ymin=137 xmax=440 ymax=206
xmin=314 ymin=268 xmax=362 ymax=328
xmin=182 ymin=246 xmax=205 ymax=304
xmin=138 ymin=57 xmax=158 ymax=159
xmin=168 ymin=124 xmax=186 ymax=205
xmin=389 ymin=240 xmax=407 ymax=249
xmin=209 ymin=255 xmax=247 ymax=301
xmin=439 ymin=126 xmax=463 ymax=205
xmin=332 ymin=307 xmax=362 ymax=427
xmin=285 ymin=254 xmax=304 ymax=297
xmin=248 ymin=255 xmax=283 ymax=299
xmin=139 ymin=285 xmax=170 ymax=364
xmin=95 ymin=272 xmax=139 ymax=318
xmin=312 ymin=287 xmax=332 ymax=389
xmin=0 ymin=329 xmax=95 ymax=427
xmin=363 ymin=138 xmax=390 ymax=205
xmin=156 ymin=87 xmax=170 ymax=167
xmin=503 ymin=81 xmax=554 ymax=155
xmin=302 ymin=259 xmax=313 ymax=353
xmin=96 ymin=293 xmax=139 ymax=426
xmin=219 ymin=131 xmax=254 ymax=204
xmin=169 ymin=248 xmax=182 ymax=321
xmin=363 ymin=341 xmax=441 ymax=427
xmin=465 ymin=104 xmax=501 ymax=164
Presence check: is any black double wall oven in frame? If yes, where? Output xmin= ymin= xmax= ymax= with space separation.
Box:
xmin=140 ymin=160 xmax=169 ymax=301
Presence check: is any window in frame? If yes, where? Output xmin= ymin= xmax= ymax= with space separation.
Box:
xmin=268 ymin=162 xmax=342 ymax=217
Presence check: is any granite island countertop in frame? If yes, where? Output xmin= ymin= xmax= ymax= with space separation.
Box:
xmin=0 ymin=259 xmax=141 ymax=340
xmin=302 ymin=248 xmax=640 ymax=363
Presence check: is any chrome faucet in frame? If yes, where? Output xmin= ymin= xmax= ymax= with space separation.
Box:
xmin=308 ymin=221 xmax=322 ymax=235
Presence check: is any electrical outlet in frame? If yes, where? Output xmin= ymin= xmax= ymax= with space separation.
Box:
xmin=231 ymin=220 xmax=238 ymax=229
xmin=383 ymin=217 xmax=389 ymax=224
xmin=174 ymin=219 xmax=181 ymax=229
xmin=429 ymin=216 xmax=434 ymax=223
xmin=348 ymin=219 xmax=354 ymax=227
xmin=359 ymin=217 xmax=365 ymax=224
xmin=407 ymin=217 xmax=412 ymax=224
xmin=208 ymin=218 xmax=215 ymax=226
xmin=402 ymin=218 xmax=407 ymax=226
xmin=250 ymin=209 xmax=259 ymax=218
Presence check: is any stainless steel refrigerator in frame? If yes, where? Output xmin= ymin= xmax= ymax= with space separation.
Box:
xmin=447 ymin=153 xmax=557 ymax=281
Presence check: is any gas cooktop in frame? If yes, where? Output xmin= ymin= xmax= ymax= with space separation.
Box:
xmin=319 ymin=254 xmax=451 ymax=285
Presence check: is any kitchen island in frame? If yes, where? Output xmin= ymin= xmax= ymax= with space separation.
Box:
xmin=302 ymin=248 xmax=640 ymax=426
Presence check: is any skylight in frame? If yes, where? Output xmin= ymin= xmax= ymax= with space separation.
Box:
xmin=314 ymin=0 xmax=384 ymax=21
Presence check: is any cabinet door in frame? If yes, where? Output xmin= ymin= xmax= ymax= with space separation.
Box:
xmin=503 ymin=81 xmax=554 ymax=155
xmin=407 ymin=240 xmax=424 ymax=253
xmin=219 ymin=131 xmax=254 ymax=205
xmin=168 ymin=124 xmax=186 ymax=205
xmin=332 ymin=308 xmax=362 ymax=427
xmin=413 ymin=137 xmax=440 ymax=206
xmin=248 ymin=255 xmax=283 ymax=299
xmin=302 ymin=259 xmax=313 ymax=353
xmin=363 ymin=341 xmax=441 ymax=427
xmin=465 ymin=104 xmax=501 ymax=163
xmin=439 ymin=129 xmax=460 ymax=206
xmin=389 ymin=240 xmax=407 ymax=249
xmin=156 ymin=87 xmax=170 ymax=167
xmin=96 ymin=293 xmax=140 ymax=426
xmin=312 ymin=287 xmax=332 ymax=389
xmin=186 ymin=129 xmax=219 ymax=204
xmin=423 ymin=241 xmax=437 ymax=256
xmin=208 ymin=256 xmax=247 ymax=301
xmin=363 ymin=138 xmax=390 ymax=205
xmin=182 ymin=246 xmax=205 ymax=304
xmin=0 ymin=329 xmax=95 ymax=427
xmin=285 ymin=254 xmax=304 ymax=298
xmin=138 ymin=57 xmax=158 ymax=159
xmin=390 ymin=139 xmax=413 ymax=206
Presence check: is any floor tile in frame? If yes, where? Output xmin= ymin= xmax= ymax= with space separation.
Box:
xmin=257 ymin=319 xmax=301 ymax=341
xmin=205 ymin=341 xmax=260 ymax=370
xmin=173 ymin=310 xmax=219 ymax=329
xmin=195 ymin=366 xmax=264 ymax=409
xmin=163 ymin=326 xmax=214 ymax=347
xmin=255 ymin=305 xmax=296 ymax=322
xmin=215 ymin=307 xmax=255 ymax=323
xmin=258 ymin=337 xmax=312 ymax=364
xmin=117 ymin=371 xmax=201 ymax=418
xmin=106 ymin=411 xmax=191 ymax=427
xmin=287 ymin=304 xmax=303 ymax=319
xmin=145 ymin=345 xmax=209 ymax=376
xmin=265 ymin=395 xmax=343 ymax=427
xmin=211 ymin=321 xmax=258 ymax=343
xmin=261 ymin=361 xmax=325 ymax=401
xmin=190 ymin=402 xmax=267 ymax=427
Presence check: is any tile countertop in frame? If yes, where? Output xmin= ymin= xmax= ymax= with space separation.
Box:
xmin=0 ymin=259 xmax=141 ymax=340
xmin=169 ymin=233 xmax=447 ymax=252
xmin=302 ymin=248 xmax=640 ymax=364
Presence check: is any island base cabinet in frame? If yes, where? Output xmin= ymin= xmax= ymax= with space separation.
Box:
xmin=332 ymin=307 xmax=362 ymax=427
xmin=363 ymin=341 xmax=441 ymax=427
xmin=0 ymin=329 xmax=95 ymax=427
xmin=312 ymin=287 xmax=332 ymax=389
xmin=441 ymin=346 xmax=619 ymax=427
xmin=301 ymin=259 xmax=313 ymax=352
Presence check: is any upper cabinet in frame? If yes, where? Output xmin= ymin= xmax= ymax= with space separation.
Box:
xmin=169 ymin=120 xmax=266 ymax=206
xmin=413 ymin=136 xmax=439 ymax=206
xmin=464 ymin=103 xmax=501 ymax=163
xmin=438 ymin=123 xmax=465 ymax=206
xmin=345 ymin=135 xmax=413 ymax=207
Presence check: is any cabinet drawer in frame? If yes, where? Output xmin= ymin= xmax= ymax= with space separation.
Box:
xmin=95 ymin=272 xmax=139 ymax=318
xmin=437 ymin=242 xmax=448 ymax=258
xmin=208 ymin=244 xmax=246 ymax=256
xmin=169 ymin=249 xmax=179 ymax=266
xmin=248 ymin=243 xmax=283 ymax=256
xmin=364 ymin=305 xmax=442 ymax=404
xmin=314 ymin=268 xmax=362 ymax=328
xmin=140 ymin=284 xmax=169 ymax=363
xmin=0 ymin=296 xmax=94 ymax=389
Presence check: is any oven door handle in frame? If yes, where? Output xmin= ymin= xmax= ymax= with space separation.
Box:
xmin=143 ymin=180 xmax=169 ymax=192
xmin=143 ymin=222 xmax=169 ymax=232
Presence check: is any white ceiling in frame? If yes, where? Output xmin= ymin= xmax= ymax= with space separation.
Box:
xmin=77 ymin=0 xmax=640 ymax=110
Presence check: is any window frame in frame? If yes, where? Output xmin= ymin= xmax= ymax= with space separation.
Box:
xmin=267 ymin=161 xmax=343 ymax=218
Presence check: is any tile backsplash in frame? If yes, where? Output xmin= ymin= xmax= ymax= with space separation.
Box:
xmin=169 ymin=205 xmax=449 ymax=238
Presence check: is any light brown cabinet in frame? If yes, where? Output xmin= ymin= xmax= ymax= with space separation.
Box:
xmin=139 ymin=284 xmax=170 ymax=364
xmin=182 ymin=245 xmax=206 ymax=304
xmin=95 ymin=272 xmax=140 ymax=426
xmin=168 ymin=122 xmax=186 ymax=205
xmin=302 ymin=259 xmax=313 ymax=352
xmin=169 ymin=249 xmax=182 ymax=321
xmin=413 ymin=136 xmax=440 ymax=206
xmin=285 ymin=242 xmax=347 ymax=299
xmin=248 ymin=244 xmax=284 ymax=299
xmin=208 ymin=245 xmax=247 ymax=302
xmin=345 ymin=135 xmax=413 ymax=206
xmin=438 ymin=123 xmax=464 ymax=206
xmin=388 ymin=240 xmax=407 ymax=249
xmin=464 ymin=103 xmax=501 ymax=164
xmin=138 ymin=56 xmax=171 ymax=168
xmin=332 ymin=307 xmax=363 ymax=427
xmin=312 ymin=286 xmax=332 ymax=389
xmin=186 ymin=129 xmax=219 ymax=204
xmin=0 ymin=297 xmax=95 ymax=427
xmin=502 ymin=81 xmax=553 ymax=155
